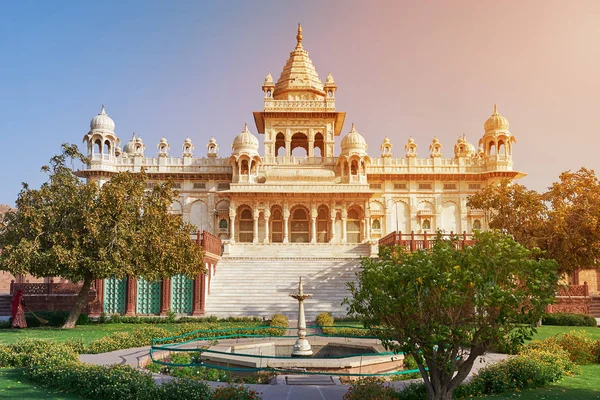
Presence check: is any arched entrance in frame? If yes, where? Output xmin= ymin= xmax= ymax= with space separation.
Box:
xmin=271 ymin=207 xmax=283 ymax=243
xmin=290 ymin=207 xmax=309 ymax=243
xmin=347 ymin=208 xmax=361 ymax=243
xmin=238 ymin=208 xmax=253 ymax=243
xmin=316 ymin=206 xmax=329 ymax=243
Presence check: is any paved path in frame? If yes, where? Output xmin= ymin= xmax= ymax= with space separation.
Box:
xmin=80 ymin=342 xmax=507 ymax=400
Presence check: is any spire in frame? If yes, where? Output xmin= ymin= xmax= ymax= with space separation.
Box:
xmin=350 ymin=122 xmax=356 ymax=132
xmin=243 ymin=122 xmax=249 ymax=132
xmin=296 ymin=23 xmax=303 ymax=48
xmin=493 ymin=104 xmax=498 ymax=115
xmin=100 ymin=104 xmax=105 ymax=115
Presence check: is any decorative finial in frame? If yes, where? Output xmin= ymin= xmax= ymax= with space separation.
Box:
xmin=100 ymin=104 xmax=105 ymax=115
xmin=351 ymin=122 xmax=356 ymax=132
xmin=493 ymin=104 xmax=498 ymax=115
xmin=243 ymin=122 xmax=248 ymax=132
xmin=131 ymin=132 xmax=136 ymax=140
xmin=296 ymin=23 xmax=303 ymax=48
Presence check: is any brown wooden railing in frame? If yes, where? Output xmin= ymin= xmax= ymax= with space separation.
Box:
xmin=378 ymin=231 xmax=475 ymax=251
xmin=557 ymin=282 xmax=589 ymax=297
xmin=195 ymin=230 xmax=222 ymax=257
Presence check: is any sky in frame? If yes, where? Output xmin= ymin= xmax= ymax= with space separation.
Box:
xmin=1 ymin=0 xmax=599 ymax=206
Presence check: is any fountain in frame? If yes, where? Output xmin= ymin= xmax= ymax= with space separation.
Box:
xmin=290 ymin=277 xmax=313 ymax=356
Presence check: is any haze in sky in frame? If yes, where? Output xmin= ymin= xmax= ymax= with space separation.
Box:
xmin=1 ymin=0 xmax=599 ymax=205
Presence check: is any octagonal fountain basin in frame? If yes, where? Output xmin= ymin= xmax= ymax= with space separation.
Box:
xmin=199 ymin=337 xmax=405 ymax=375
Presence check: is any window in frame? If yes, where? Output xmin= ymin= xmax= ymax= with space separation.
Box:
xmin=369 ymin=183 xmax=382 ymax=189
xmin=347 ymin=209 xmax=361 ymax=243
xmin=193 ymin=182 xmax=206 ymax=189
xmin=394 ymin=183 xmax=407 ymax=190
xmin=145 ymin=182 xmax=155 ymax=189
xmin=217 ymin=183 xmax=230 ymax=190
xmin=271 ymin=209 xmax=283 ymax=243
xmin=422 ymin=219 xmax=431 ymax=230
xmin=418 ymin=183 xmax=433 ymax=190
xmin=219 ymin=219 xmax=228 ymax=229
xmin=468 ymin=183 xmax=482 ymax=191
xmin=473 ymin=219 xmax=481 ymax=230
xmin=171 ymin=183 xmax=182 ymax=189
xmin=443 ymin=183 xmax=457 ymax=190
xmin=290 ymin=208 xmax=309 ymax=243
xmin=371 ymin=219 xmax=381 ymax=230
xmin=239 ymin=209 xmax=253 ymax=242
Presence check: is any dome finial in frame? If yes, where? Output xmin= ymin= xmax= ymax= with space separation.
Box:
xmin=351 ymin=122 xmax=356 ymax=132
xmin=296 ymin=23 xmax=303 ymax=48
xmin=100 ymin=104 xmax=105 ymax=115
xmin=243 ymin=122 xmax=248 ymax=132
xmin=493 ymin=104 xmax=498 ymax=115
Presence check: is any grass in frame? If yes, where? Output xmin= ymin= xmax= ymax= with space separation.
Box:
xmin=473 ymin=364 xmax=600 ymax=399
xmin=0 ymin=369 xmax=82 ymax=399
xmin=530 ymin=325 xmax=600 ymax=341
xmin=0 ymin=321 xmax=263 ymax=346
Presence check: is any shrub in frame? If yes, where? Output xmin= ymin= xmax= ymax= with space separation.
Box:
xmin=316 ymin=312 xmax=334 ymax=327
xmin=0 ymin=339 xmax=79 ymax=368
xmin=87 ymin=326 xmax=170 ymax=354
xmin=542 ymin=312 xmax=597 ymax=327
xmin=553 ymin=330 xmax=597 ymax=364
xmin=213 ymin=383 xmax=261 ymax=400
xmin=343 ymin=378 xmax=401 ymax=400
xmin=14 ymin=311 xmax=90 ymax=328
xmin=157 ymin=379 xmax=213 ymax=399
xmin=269 ymin=314 xmax=288 ymax=336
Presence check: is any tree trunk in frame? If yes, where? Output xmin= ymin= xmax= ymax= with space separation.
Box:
xmin=61 ymin=277 xmax=93 ymax=329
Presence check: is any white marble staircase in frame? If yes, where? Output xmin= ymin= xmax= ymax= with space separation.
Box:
xmin=204 ymin=244 xmax=370 ymax=319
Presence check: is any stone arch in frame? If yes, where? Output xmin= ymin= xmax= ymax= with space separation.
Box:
xmin=237 ymin=205 xmax=253 ymax=243
xmin=346 ymin=205 xmax=363 ymax=243
xmin=316 ymin=204 xmax=329 ymax=243
xmin=189 ymin=200 xmax=208 ymax=232
xmin=275 ymin=132 xmax=285 ymax=157
xmin=289 ymin=205 xmax=310 ymax=243
xmin=170 ymin=200 xmax=183 ymax=215
xmin=390 ymin=200 xmax=410 ymax=233
xmin=441 ymin=201 xmax=460 ymax=233
xmin=314 ymin=132 xmax=324 ymax=157
xmin=270 ymin=205 xmax=284 ymax=243
xmin=291 ymin=132 xmax=308 ymax=157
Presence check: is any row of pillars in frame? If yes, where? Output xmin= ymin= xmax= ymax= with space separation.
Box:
xmin=228 ymin=209 xmax=371 ymax=244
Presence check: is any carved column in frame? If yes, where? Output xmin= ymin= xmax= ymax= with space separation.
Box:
xmin=160 ymin=277 xmax=171 ymax=316
xmin=330 ymin=210 xmax=336 ymax=243
xmin=283 ymin=209 xmax=290 ymax=244
xmin=252 ymin=209 xmax=259 ymax=244
xmin=264 ymin=209 xmax=271 ymax=244
xmin=341 ymin=207 xmax=348 ymax=244
xmin=285 ymin=140 xmax=291 ymax=158
xmin=192 ymin=270 xmax=205 ymax=316
xmin=229 ymin=208 xmax=236 ymax=244
xmin=125 ymin=275 xmax=137 ymax=316
xmin=310 ymin=206 xmax=317 ymax=244
xmin=308 ymin=139 xmax=314 ymax=157
xmin=365 ymin=216 xmax=371 ymax=242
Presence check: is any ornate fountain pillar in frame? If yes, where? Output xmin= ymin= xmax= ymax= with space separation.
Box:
xmin=290 ymin=277 xmax=313 ymax=356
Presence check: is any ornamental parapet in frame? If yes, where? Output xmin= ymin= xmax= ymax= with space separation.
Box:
xmin=264 ymin=99 xmax=336 ymax=112
xmin=227 ymin=183 xmax=372 ymax=193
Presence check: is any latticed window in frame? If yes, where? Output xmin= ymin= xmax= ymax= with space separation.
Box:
xmin=422 ymin=219 xmax=431 ymax=230
xmin=316 ymin=207 xmax=329 ymax=243
xmin=219 ymin=218 xmax=228 ymax=229
xmin=239 ymin=209 xmax=253 ymax=242
xmin=136 ymin=279 xmax=161 ymax=315
xmin=271 ymin=209 xmax=283 ymax=243
xmin=170 ymin=275 xmax=193 ymax=314
xmin=291 ymin=208 xmax=309 ymax=243
xmin=473 ymin=219 xmax=482 ymax=230
xmin=347 ymin=209 xmax=361 ymax=243
xmin=103 ymin=277 xmax=126 ymax=314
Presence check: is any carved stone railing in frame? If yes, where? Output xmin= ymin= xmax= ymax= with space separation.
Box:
xmin=200 ymin=230 xmax=222 ymax=257
xmin=557 ymin=282 xmax=589 ymax=297
xmin=378 ymin=231 xmax=475 ymax=252
xmin=10 ymin=281 xmax=89 ymax=295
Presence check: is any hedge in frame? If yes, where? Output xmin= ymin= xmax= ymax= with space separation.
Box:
xmin=542 ymin=312 xmax=597 ymax=327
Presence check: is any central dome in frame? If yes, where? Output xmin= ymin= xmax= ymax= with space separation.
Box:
xmin=484 ymin=104 xmax=509 ymax=132
xmin=273 ymin=25 xmax=325 ymax=100
xmin=341 ymin=123 xmax=368 ymax=155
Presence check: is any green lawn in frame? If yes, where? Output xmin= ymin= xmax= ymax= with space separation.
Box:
xmin=0 ymin=322 xmax=264 ymax=346
xmin=530 ymin=325 xmax=600 ymax=341
xmin=0 ymin=369 xmax=82 ymax=400
xmin=473 ymin=364 xmax=600 ymax=399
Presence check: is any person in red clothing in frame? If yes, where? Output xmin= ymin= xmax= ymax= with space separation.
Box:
xmin=11 ymin=290 xmax=27 ymax=328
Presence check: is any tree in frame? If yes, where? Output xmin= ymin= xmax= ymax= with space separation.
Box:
xmin=466 ymin=179 xmax=546 ymax=250
xmin=345 ymin=231 xmax=559 ymax=400
xmin=467 ymin=168 xmax=600 ymax=275
xmin=543 ymin=168 xmax=600 ymax=273
xmin=0 ymin=144 xmax=204 ymax=328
